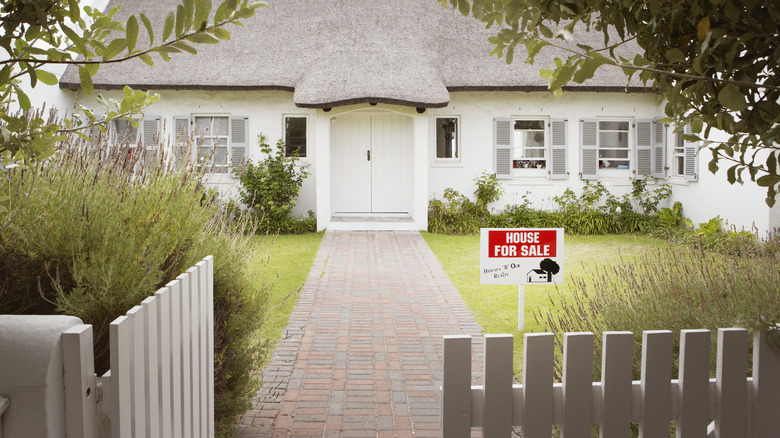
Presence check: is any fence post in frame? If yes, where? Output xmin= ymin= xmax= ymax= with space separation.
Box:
xmin=203 ymin=256 xmax=215 ymax=438
xmin=441 ymin=335 xmax=472 ymax=438
xmin=522 ymin=333 xmax=554 ymax=438
xmin=600 ymin=331 xmax=634 ymax=438
xmin=110 ymin=315 xmax=133 ymax=438
xmin=483 ymin=334 xmax=513 ymax=437
xmin=0 ymin=396 xmax=9 ymax=438
xmin=62 ymin=324 xmax=97 ymax=438
xmin=638 ymin=330 xmax=673 ymax=437
xmin=676 ymin=329 xmax=710 ymax=438
xmin=714 ymin=328 xmax=748 ymax=438
xmin=751 ymin=330 xmax=779 ymax=438
xmin=560 ymin=332 xmax=594 ymax=438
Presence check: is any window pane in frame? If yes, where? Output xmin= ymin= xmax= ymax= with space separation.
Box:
xmin=515 ymin=120 xmax=544 ymax=130
xmin=599 ymin=121 xmax=629 ymax=131
xmin=212 ymin=117 xmax=229 ymax=136
xmin=436 ymin=118 xmax=458 ymax=159
xmin=599 ymin=132 xmax=628 ymax=148
xmin=195 ymin=117 xmax=211 ymax=134
xmin=114 ymin=119 xmax=138 ymax=144
xmin=285 ymin=117 xmax=307 ymax=157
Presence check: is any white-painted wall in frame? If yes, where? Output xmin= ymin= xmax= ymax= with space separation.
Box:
xmin=33 ymin=87 xmax=779 ymax=236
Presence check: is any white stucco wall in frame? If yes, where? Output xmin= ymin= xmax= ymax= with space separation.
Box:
xmin=31 ymin=86 xmax=779 ymax=236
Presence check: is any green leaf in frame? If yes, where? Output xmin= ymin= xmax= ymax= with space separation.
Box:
xmin=187 ymin=32 xmax=220 ymax=44
xmin=172 ymin=41 xmax=198 ymax=54
xmin=35 ymin=70 xmax=59 ymax=86
xmin=175 ymin=5 xmax=185 ymax=38
xmin=102 ymin=38 xmax=127 ymax=61
xmin=78 ymin=66 xmax=94 ymax=95
xmin=573 ymin=56 xmax=612 ymax=83
xmin=139 ymin=53 xmax=154 ymax=66
xmin=140 ymin=14 xmax=154 ymax=45
xmin=665 ymin=48 xmax=685 ymax=63
xmin=67 ymin=0 xmax=81 ymax=22
xmin=210 ymin=27 xmax=231 ymax=40
xmin=183 ymin=0 xmax=195 ymax=30
xmin=458 ymin=0 xmax=470 ymax=16
xmin=194 ymin=0 xmax=212 ymax=29
xmin=538 ymin=24 xmax=553 ymax=39
xmin=756 ymin=174 xmax=780 ymax=187
xmin=697 ymin=15 xmax=710 ymax=41
xmin=163 ymin=12 xmax=175 ymax=41
xmin=126 ymin=16 xmax=139 ymax=52
xmin=718 ymin=84 xmax=748 ymax=111
xmin=16 ymin=87 xmax=30 ymax=111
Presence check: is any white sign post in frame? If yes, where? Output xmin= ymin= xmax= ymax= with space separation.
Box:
xmin=480 ymin=228 xmax=564 ymax=331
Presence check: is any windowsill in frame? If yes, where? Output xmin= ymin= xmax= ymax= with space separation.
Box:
xmin=668 ymin=177 xmax=692 ymax=186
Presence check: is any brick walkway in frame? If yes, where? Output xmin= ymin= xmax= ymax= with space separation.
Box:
xmin=236 ymin=231 xmax=486 ymax=438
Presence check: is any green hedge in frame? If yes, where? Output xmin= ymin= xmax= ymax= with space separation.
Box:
xmin=0 ymin=142 xmax=267 ymax=437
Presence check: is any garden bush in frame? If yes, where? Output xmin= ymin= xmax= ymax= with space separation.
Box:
xmin=0 ymin=139 xmax=268 ymax=438
xmin=238 ymin=135 xmax=315 ymax=234
xmin=534 ymin=243 xmax=780 ymax=381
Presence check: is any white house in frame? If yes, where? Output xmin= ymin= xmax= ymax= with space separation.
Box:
xmin=41 ymin=0 xmax=778 ymax=235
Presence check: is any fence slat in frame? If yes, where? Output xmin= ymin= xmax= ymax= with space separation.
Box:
xmin=639 ymin=330 xmax=673 ymax=438
xmin=483 ymin=334 xmax=513 ymax=437
xmin=197 ymin=261 xmax=209 ymax=437
xmin=155 ymin=287 xmax=173 ymax=438
xmin=168 ymin=278 xmax=183 ymax=438
xmin=204 ymin=256 xmax=215 ymax=438
xmin=752 ymin=330 xmax=780 ymax=438
xmin=128 ymin=305 xmax=147 ymax=438
xmin=677 ymin=329 xmax=710 ymax=438
xmin=142 ymin=296 xmax=161 ymax=438
xmin=600 ymin=331 xmax=634 ymax=438
xmin=522 ymin=333 xmax=554 ymax=438
xmin=441 ymin=335 xmax=472 ymax=438
xmin=188 ymin=266 xmax=202 ymax=438
xmin=714 ymin=328 xmax=748 ymax=438
xmin=111 ymin=315 xmax=133 ymax=438
xmin=561 ymin=332 xmax=594 ymax=438
xmin=62 ymin=324 xmax=97 ymax=438
xmin=179 ymin=272 xmax=193 ymax=438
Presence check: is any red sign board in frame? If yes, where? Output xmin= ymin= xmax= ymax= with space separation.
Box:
xmin=487 ymin=229 xmax=557 ymax=258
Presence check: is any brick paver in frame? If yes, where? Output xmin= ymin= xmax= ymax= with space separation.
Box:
xmin=237 ymin=231 xmax=488 ymax=437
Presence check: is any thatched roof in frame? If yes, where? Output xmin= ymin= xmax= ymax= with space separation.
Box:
xmin=60 ymin=0 xmax=650 ymax=108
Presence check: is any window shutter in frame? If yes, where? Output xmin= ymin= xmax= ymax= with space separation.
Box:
xmin=549 ymin=118 xmax=568 ymax=180
xmin=173 ymin=116 xmax=190 ymax=166
xmin=494 ymin=117 xmax=513 ymax=179
xmin=652 ymin=120 xmax=666 ymax=178
xmin=683 ymin=124 xmax=699 ymax=181
xmin=142 ymin=116 xmax=161 ymax=165
xmin=580 ymin=119 xmax=598 ymax=180
xmin=230 ymin=116 xmax=248 ymax=172
xmin=634 ymin=120 xmax=653 ymax=179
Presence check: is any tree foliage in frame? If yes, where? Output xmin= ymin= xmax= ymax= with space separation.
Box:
xmin=440 ymin=0 xmax=780 ymax=206
xmin=0 ymin=0 xmax=265 ymax=166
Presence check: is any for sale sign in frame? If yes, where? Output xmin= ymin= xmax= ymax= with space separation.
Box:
xmin=480 ymin=228 xmax=564 ymax=285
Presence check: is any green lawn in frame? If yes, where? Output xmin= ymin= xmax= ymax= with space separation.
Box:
xmin=421 ymin=232 xmax=669 ymax=374
xmin=249 ymin=232 xmax=324 ymax=352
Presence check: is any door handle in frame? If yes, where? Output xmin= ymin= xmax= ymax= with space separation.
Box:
xmin=367 ymin=150 xmax=371 ymax=161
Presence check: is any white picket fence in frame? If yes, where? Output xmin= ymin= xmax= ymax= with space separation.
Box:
xmin=441 ymin=328 xmax=780 ymax=438
xmin=62 ymin=256 xmax=214 ymax=438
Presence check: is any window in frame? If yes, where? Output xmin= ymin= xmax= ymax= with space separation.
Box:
xmin=112 ymin=118 xmax=138 ymax=145
xmin=513 ymin=120 xmax=546 ymax=170
xmin=195 ymin=116 xmax=230 ymax=173
xmin=190 ymin=115 xmax=248 ymax=174
xmin=673 ymin=131 xmax=685 ymax=177
xmin=597 ymin=121 xmax=630 ymax=169
xmin=284 ymin=116 xmax=307 ymax=157
xmin=436 ymin=117 xmax=459 ymax=159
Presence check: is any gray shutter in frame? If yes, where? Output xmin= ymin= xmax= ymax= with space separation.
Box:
xmin=683 ymin=124 xmax=699 ymax=181
xmin=580 ymin=119 xmax=598 ymax=180
xmin=652 ymin=120 xmax=667 ymax=178
xmin=549 ymin=118 xmax=568 ymax=179
xmin=494 ymin=117 xmax=513 ymax=179
xmin=173 ymin=116 xmax=190 ymax=166
xmin=230 ymin=116 xmax=248 ymax=172
xmin=634 ymin=120 xmax=653 ymax=179
xmin=142 ymin=116 xmax=160 ymax=165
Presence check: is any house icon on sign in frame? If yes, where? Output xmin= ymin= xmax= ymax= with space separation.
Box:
xmin=527 ymin=269 xmax=549 ymax=283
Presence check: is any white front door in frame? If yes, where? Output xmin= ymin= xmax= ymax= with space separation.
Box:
xmin=331 ymin=113 xmax=412 ymax=214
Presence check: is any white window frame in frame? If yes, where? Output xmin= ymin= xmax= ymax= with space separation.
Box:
xmin=597 ymin=120 xmax=631 ymax=170
xmin=672 ymin=130 xmax=686 ymax=178
xmin=580 ymin=118 xmax=634 ymax=180
xmin=283 ymin=115 xmax=308 ymax=158
xmin=434 ymin=116 xmax=460 ymax=162
xmin=512 ymin=118 xmax=548 ymax=177
xmin=111 ymin=118 xmax=140 ymax=147
xmin=194 ymin=115 xmax=230 ymax=174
